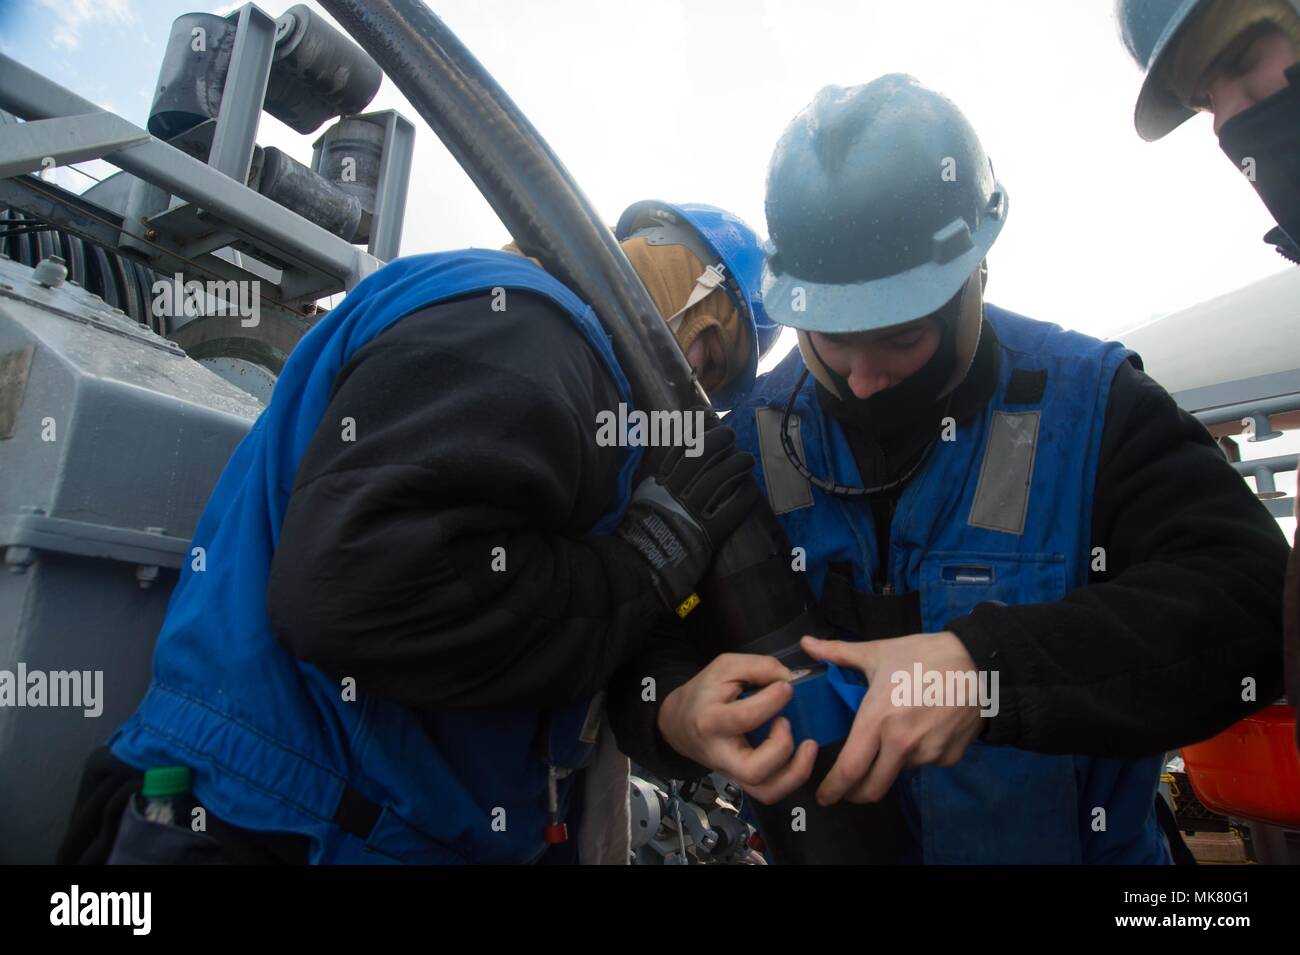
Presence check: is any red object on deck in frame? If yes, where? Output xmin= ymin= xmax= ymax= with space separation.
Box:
xmin=1182 ymin=704 xmax=1300 ymax=828
xmin=543 ymin=822 xmax=569 ymax=844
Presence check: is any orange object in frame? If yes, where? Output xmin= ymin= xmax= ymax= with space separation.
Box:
xmin=1182 ymin=704 xmax=1300 ymax=828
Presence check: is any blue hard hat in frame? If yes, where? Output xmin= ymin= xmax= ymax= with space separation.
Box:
xmin=762 ymin=76 xmax=1007 ymax=334
xmin=616 ymin=200 xmax=779 ymax=411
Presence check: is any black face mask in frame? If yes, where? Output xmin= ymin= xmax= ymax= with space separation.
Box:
xmin=812 ymin=298 xmax=959 ymax=441
xmin=1219 ymin=61 xmax=1300 ymax=254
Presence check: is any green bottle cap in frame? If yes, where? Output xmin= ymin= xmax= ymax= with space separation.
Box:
xmin=141 ymin=765 xmax=192 ymax=799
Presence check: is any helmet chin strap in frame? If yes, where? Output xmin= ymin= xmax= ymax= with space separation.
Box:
xmin=665 ymin=262 xmax=727 ymax=334
xmin=939 ymin=269 xmax=985 ymax=398
xmin=795 ymin=327 xmax=847 ymax=400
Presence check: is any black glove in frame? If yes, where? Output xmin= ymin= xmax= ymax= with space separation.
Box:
xmin=615 ymin=418 xmax=761 ymax=615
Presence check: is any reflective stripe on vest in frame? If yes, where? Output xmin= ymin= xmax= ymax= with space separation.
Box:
xmin=755 ymin=407 xmax=813 ymax=515
xmin=967 ymin=410 xmax=1039 ymax=535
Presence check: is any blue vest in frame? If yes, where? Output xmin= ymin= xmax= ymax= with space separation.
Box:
xmin=108 ymin=251 xmax=643 ymax=864
xmin=731 ymin=306 xmax=1171 ymax=864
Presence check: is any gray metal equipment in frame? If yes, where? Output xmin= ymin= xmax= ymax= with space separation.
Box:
xmin=0 ymin=2 xmax=417 ymax=862
xmin=629 ymin=770 xmax=762 ymax=865
xmin=0 ymin=1 xmax=415 ymax=392
xmin=0 ymin=253 xmax=263 ymax=862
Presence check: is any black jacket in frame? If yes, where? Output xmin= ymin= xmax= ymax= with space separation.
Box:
xmin=266 ymin=289 xmax=666 ymax=708
xmin=605 ymin=316 xmax=1289 ymax=779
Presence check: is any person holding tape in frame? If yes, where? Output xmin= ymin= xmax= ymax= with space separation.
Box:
xmin=59 ymin=201 xmax=778 ymax=865
xmin=607 ymin=76 xmax=1288 ymax=863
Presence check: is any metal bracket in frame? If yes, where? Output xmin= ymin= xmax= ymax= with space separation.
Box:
xmin=1243 ymin=411 xmax=1283 ymax=443
xmin=207 ymin=4 xmax=276 ymax=185
xmin=0 ymin=53 xmax=380 ymax=299
xmin=0 ymin=511 xmax=189 ymax=568
xmin=368 ymin=110 xmax=414 ymax=261
xmin=0 ymin=113 xmax=150 ymax=179
xmin=1231 ymin=454 xmax=1297 ymax=516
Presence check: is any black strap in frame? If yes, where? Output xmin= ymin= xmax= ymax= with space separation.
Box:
xmin=1005 ymin=368 xmax=1047 ymax=405
xmin=1153 ymin=792 xmax=1197 ymax=865
xmin=821 ymin=562 xmax=922 ymax=640
xmin=333 ymin=785 xmax=383 ymax=841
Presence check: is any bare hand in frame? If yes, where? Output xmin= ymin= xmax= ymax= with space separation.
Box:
xmin=802 ymin=631 xmax=985 ymax=806
xmin=657 ymin=652 xmax=819 ymax=804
